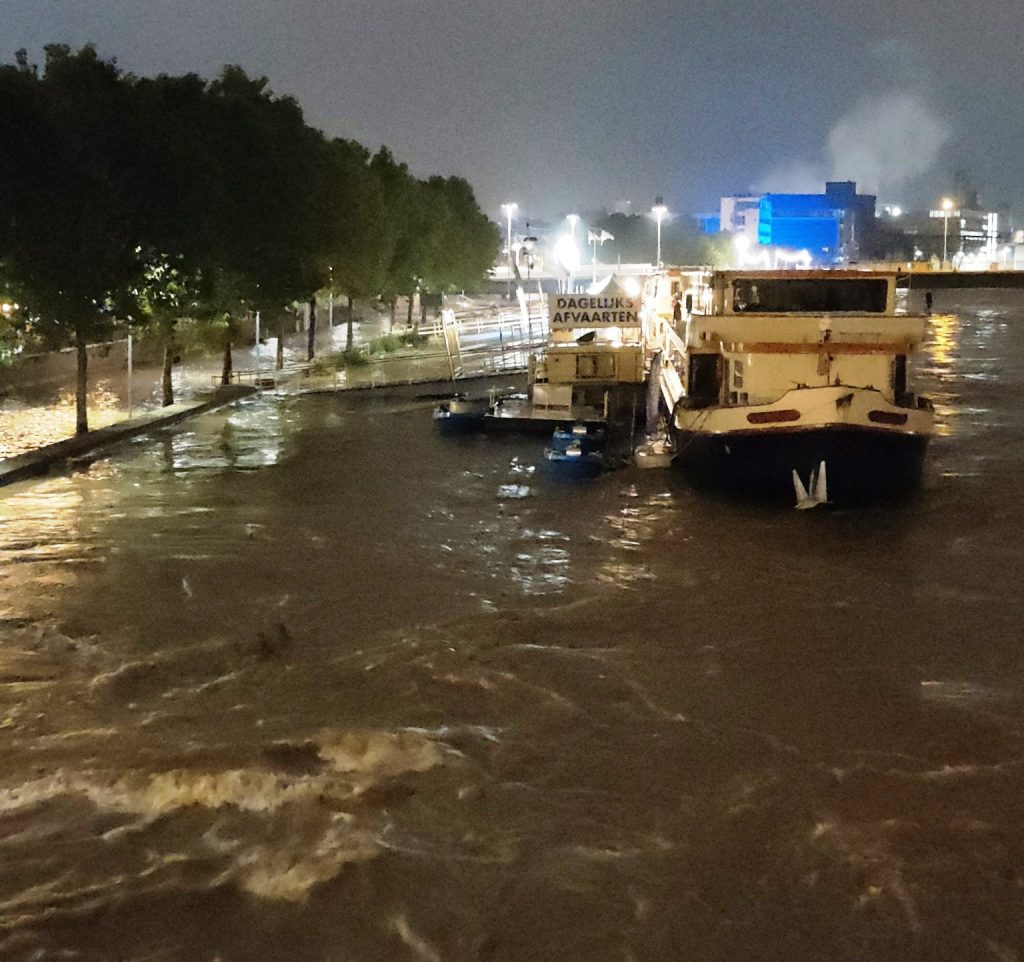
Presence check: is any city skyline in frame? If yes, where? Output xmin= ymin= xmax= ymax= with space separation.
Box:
xmin=3 ymin=0 xmax=1023 ymax=220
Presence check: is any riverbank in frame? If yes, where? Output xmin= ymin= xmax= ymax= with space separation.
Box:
xmin=0 ymin=385 xmax=256 ymax=488
xmin=0 ymin=297 xmax=534 ymax=465
xmin=0 ymin=366 xmax=530 ymax=489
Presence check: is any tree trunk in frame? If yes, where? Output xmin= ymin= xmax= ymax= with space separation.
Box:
xmin=389 ymin=297 xmax=396 ymax=332
xmin=161 ymin=316 xmax=176 ymax=407
xmin=74 ymin=325 xmax=89 ymax=435
xmin=307 ymin=296 xmax=317 ymax=361
xmin=276 ymin=314 xmax=285 ymax=370
xmin=420 ymin=293 xmax=428 ymax=327
xmin=221 ymin=326 xmax=233 ymax=385
xmin=346 ymin=298 xmax=355 ymax=352
xmin=406 ymin=291 xmax=414 ymax=328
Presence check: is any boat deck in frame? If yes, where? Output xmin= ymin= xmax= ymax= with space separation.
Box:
xmin=482 ymin=396 xmax=606 ymax=434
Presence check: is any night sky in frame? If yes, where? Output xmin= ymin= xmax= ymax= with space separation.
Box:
xmin=4 ymin=0 xmax=1022 ymax=221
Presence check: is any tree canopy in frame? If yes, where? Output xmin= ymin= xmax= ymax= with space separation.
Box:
xmin=0 ymin=45 xmax=500 ymax=430
xmin=591 ymin=211 xmax=731 ymax=268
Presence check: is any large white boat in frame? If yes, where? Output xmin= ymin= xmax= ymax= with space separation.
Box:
xmin=646 ymin=269 xmax=934 ymax=503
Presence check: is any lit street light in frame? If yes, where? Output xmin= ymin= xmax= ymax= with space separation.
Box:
xmin=567 ymin=213 xmax=579 ymax=243
xmin=651 ymin=199 xmax=668 ymax=268
xmin=501 ymin=202 xmax=517 ymax=298
xmin=941 ymin=197 xmax=954 ymax=267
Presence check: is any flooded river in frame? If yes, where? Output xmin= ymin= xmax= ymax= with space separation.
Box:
xmin=1 ymin=291 xmax=1023 ymax=961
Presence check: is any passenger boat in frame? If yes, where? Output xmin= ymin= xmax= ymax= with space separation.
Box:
xmin=482 ymin=281 xmax=645 ymax=433
xmin=647 ymin=270 xmax=934 ymax=503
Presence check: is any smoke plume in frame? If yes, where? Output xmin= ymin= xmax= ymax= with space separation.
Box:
xmin=757 ymin=90 xmax=951 ymax=196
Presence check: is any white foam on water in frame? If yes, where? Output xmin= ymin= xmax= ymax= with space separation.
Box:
xmin=314 ymin=729 xmax=446 ymax=779
xmin=235 ymin=823 xmax=379 ymax=902
xmin=0 ymin=730 xmax=448 ymax=817
xmin=393 ymin=912 xmax=443 ymax=962
xmin=0 ymin=768 xmax=351 ymax=816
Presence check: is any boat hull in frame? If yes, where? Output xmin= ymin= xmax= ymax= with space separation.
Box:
xmin=674 ymin=424 xmax=929 ymax=504
xmin=433 ymin=398 xmax=489 ymax=434
xmin=551 ymin=426 xmax=606 ymax=453
xmin=540 ymin=449 xmax=603 ymax=480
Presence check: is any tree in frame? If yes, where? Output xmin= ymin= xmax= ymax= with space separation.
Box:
xmin=0 ymin=45 xmax=145 ymax=433
xmin=592 ymin=211 xmax=730 ymax=267
xmin=422 ymin=175 xmax=500 ymax=294
xmin=371 ymin=148 xmax=429 ymax=329
xmin=133 ymin=252 xmax=203 ymax=405
xmin=203 ymin=67 xmax=333 ymax=373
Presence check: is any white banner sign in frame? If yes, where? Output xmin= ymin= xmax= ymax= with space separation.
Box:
xmin=548 ymin=294 xmax=639 ymax=328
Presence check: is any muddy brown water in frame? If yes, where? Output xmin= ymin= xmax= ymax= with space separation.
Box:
xmin=0 ymin=291 xmax=1023 ymax=961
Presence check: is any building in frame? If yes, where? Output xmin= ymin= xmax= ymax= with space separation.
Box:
xmin=874 ymin=201 xmax=1008 ymax=265
xmin=719 ymin=194 xmax=760 ymax=243
xmin=710 ymin=182 xmax=877 ymax=264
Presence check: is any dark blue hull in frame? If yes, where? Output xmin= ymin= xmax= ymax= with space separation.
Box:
xmin=674 ymin=426 xmax=929 ymax=504
xmin=540 ymin=449 xmax=604 ymax=480
xmin=433 ymin=411 xmax=485 ymax=434
xmin=433 ymin=398 xmax=489 ymax=434
xmin=550 ymin=427 xmax=606 ymax=453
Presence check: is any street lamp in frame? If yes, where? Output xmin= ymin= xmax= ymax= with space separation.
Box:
xmin=522 ymin=226 xmax=536 ymax=282
xmin=941 ymin=197 xmax=954 ymax=267
xmin=651 ymin=200 xmax=668 ymax=268
xmin=501 ymin=202 xmax=517 ymax=298
xmin=567 ymin=213 xmax=579 ymax=243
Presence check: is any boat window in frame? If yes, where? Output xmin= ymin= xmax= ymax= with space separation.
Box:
xmin=689 ymin=354 xmax=720 ymax=406
xmin=731 ymin=278 xmax=888 ymax=313
xmin=732 ymin=359 xmax=744 ymax=389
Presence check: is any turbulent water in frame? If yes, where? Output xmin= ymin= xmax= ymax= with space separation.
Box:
xmin=1 ymin=290 xmax=1023 ymax=962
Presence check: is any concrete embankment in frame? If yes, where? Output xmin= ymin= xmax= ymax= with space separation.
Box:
xmin=0 ymin=385 xmax=256 ymax=488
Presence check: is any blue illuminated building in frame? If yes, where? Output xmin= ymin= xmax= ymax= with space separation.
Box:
xmin=712 ymin=181 xmax=877 ymax=263
xmin=758 ymin=195 xmax=842 ymax=257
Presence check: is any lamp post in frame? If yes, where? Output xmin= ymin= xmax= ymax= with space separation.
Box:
xmin=651 ymin=200 xmax=668 ymax=268
xmin=254 ymin=310 xmax=261 ymax=391
xmin=127 ymin=328 xmax=133 ymax=420
xmin=501 ymin=202 xmax=517 ymax=298
xmin=565 ymin=215 xmax=580 ymax=292
xmin=941 ymin=197 xmax=954 ymax=267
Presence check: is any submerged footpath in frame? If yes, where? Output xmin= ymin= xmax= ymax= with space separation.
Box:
xmin=0 ymin=386 xmax=256 ymax=488
xmin=0 ymin=301 xmax=533 ymax=486
xmin=0 ymin=364 xmax=527 ymax=490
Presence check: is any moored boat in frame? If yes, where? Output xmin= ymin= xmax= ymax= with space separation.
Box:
xmin=540 ymin=441 xmax=603 ymax=480
xmin=634 ymin=433 xmax=675 ymax=469
xmin=551 ymin=423 xmax=606 ymax=453
xmin=432 ymin=395 xmax=490 ymax=433
xmin=647 ymin=269 xmax=934 ymax=504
